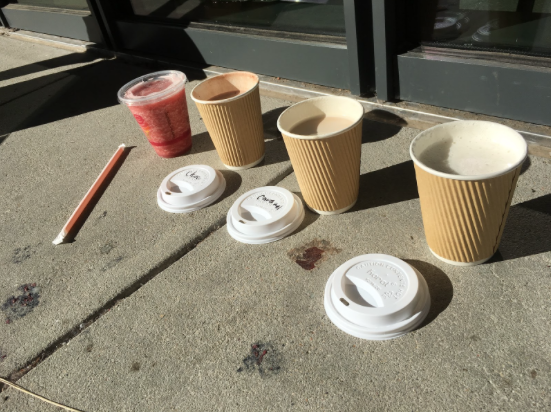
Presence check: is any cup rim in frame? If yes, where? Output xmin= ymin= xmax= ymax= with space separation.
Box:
xmin=410 ymin=120 xmax=528 ymax=181
xmin=276 ymin=96 xmax=365 ymax=140
xmin=190 ymin=71 xmax=259 ymax=105
xmin=117 ymin=70 xmax=187 ymax=106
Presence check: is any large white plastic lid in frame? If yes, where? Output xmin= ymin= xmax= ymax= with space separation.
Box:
xmin=227 ymin=186 xmax=304 ymax=244
xmin=157 ymin=165 xmax=226 ymax=213
xmin=324 ymin=254 xmax=431 ymax=340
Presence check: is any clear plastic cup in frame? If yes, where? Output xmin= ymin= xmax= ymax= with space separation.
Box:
xmin=118 ymin=70 xmax=192 ymax=158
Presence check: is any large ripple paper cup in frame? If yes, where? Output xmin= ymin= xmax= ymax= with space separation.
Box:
xmin=277 ymin=96 xmax=364 ymax=215
xmin=191 ymin=72 xmax=264 ymax=170
xmin=410 ymin=120 xmax=527 ymax=266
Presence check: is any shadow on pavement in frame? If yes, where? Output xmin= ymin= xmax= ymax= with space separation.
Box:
xmin=364 ymin=109 xmax=408 ymax=128
xmin=214 ymin=170 xmax=242 ymax=205
xmin=361 ymin=115 xmax=403 ymax=144
xmin=189 ymin=131 xmax=215 ymax=155
xmin=353 ymin=160 xmax=419 ymax=212
xmin=0 ymin=51 xmax=98 ymax=82
xmin=1 ymin=57 xmax=208 ymax=135
xmin=405 ymin=259 xmax=454 ymax=330
xmin=520 ymin=156 xmax=531 ymax=175
xmin=262 ymin=106 xmax=286 ymax=139
xmin=259 ymin=106 xmax=289 ymax=167
xmin=290 ymin=191 xmax=320 ymax=237
xmin=495 ymin=193 xmax=551 ymax=261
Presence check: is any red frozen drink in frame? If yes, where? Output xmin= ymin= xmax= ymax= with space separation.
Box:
xmin=118 ymin=71 xmax=191 ymax=158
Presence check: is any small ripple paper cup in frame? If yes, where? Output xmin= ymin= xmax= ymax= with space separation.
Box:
xmin=410 ymin=120 xmax=527 ymax=266
xmin=191 ymin=72 xmax=264 ymax=170
xmin=277 ymin=96 xmax=364 ymax=215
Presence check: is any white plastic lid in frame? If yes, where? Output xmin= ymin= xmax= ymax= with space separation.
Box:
xmin=157 ymin=165 xmax=226 ymax=213
xmin=324 ymin=254 xmax=431 ymax=340
xmin=227 ymin=187 xmax=304 ymax=244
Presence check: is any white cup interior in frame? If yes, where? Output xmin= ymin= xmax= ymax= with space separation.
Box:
xmin=191 ymin=72 xmax=258 ymax=103
xmin=277 ymin=96 xmax=364 ymax=139
xmin=411 ymin=120 xmax=527 ymax=180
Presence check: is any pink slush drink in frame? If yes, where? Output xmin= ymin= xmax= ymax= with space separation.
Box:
xmin=118 ymin=70 xmax=192 ymax=158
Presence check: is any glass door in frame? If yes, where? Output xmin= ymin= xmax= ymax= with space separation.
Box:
xmin=128 ymin=0 xmax=346 ymax=37
xmin=395 ymin=0 xmax=551 ymax=126
xmin=406 ymin=0 xmax=551 ymax=57
xmin=104 ymin=0 xmax=359 ymax=90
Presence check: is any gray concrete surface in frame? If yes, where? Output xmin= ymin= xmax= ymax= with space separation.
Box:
xmin=2 ymin=119 xmax=550 ymax=411
xmin=0 ymin=35 xmax=294 ymax=377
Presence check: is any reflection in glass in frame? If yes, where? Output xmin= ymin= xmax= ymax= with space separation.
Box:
xmin=411 ymin=0 xmax=551 ymax=56
xmin=128 ymin=0 xmax=345 ymax=36
xmin=9 ymin=0 xmax=89 ymax=11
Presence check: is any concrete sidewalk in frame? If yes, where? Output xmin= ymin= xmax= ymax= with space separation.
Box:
xmin=1 ymin=35 xmax=551 ymax=412
xmin=0 ymin=35 xmax=294 ymax=378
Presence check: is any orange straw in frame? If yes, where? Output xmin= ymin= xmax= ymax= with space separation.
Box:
xmin=53 ymin=144 xmax=127 ymax=245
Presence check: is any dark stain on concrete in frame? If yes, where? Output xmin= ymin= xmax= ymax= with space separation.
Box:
xmin=102 ymin=256 xmax=124 ymax=272
xmin=470 ymin=335 xmax=481 ymax=342
xmin=531 ymin=370 xmax=537 ymax=379
xmin=0 ymin=349 xmax=6 ymax=362
xmin=1 ymin=283 xmax=40 ymax=322
xmin=100 ymin=242 xmax=116 ymax=255
xmin=85 ymin=344 xmax=94 ymax=353
xmin=12 ymin=245 xmax=35 ymax=264
xmin=131 ymin=362 xmax=141 ymax=372
xmin=295 ymin=247 xmax=324 ymax=270
xmin=288 ymin=239 xmax=341 ymax=270
xmin=237 ymin=342 xmax=281 ymax=377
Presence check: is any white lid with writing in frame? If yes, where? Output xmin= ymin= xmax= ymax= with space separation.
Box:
xmin=227 ymin=186 xmax=304 ymax=244
xmin=324 ymin=254 xmax=431 ymax=340
xmin=157 ymin=165 xmax=226 ymax=213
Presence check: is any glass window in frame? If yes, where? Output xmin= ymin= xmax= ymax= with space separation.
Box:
xmin=9 ymin=1 xmax=90 ymax=11
xmin=128 ymin=0 xmax=345 ymax=37
xmin=403 ymin=0 xmax=551 ymax=57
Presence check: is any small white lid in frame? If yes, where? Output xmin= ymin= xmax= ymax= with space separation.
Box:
xmin=324 ymin=254 xmax=431 ymax=340
xmin=227 ymin=187 xmax=305 ymax=244
xmin=160 ymin=165 xmax=220 ymax=206
xmin=229 ymin=187 xmax=297 ymax=235
xmin=157 ymin=165 xmax=226 ymax=213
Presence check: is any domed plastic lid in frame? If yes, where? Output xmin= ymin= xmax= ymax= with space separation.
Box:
xmin=117 ymin=70 xmax=187 ymax=106
xmin=324 ymin=254 xmax=430 ymax=340
xmin=227 ymin=187 xmax=304 ymax=244
xmin=229 ymin=187 xmax=298 ymax=236
xmin=157 ymin=165 xmax=226 ymax=213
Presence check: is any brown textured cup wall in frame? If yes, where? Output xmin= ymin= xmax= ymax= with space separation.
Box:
xmin=194 ymin=86 xmax=264 ymax=168
xmin=414 ymin=164 xmax=521 ymax=263
xmin=282 ymin=122 xmax=362 ymax=213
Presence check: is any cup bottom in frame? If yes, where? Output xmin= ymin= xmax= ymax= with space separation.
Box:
xmin=223 ymin=155 xmax=264 ymax=171
xmin=429 ymin=247 xmax=493 ymax=266
xmin=155 ymin=144 xmax=192 ymax=159
xmin=307 ymin=200 xmax=357 ymax=216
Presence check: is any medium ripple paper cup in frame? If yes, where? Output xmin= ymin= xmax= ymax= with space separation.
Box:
xmin=277 ymin=96 xmax=364 ymax=215
xmin=410 ymin=120 xmax=527 ymax=266
xmin=191 ymin=72 xmax=264 ymax=170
